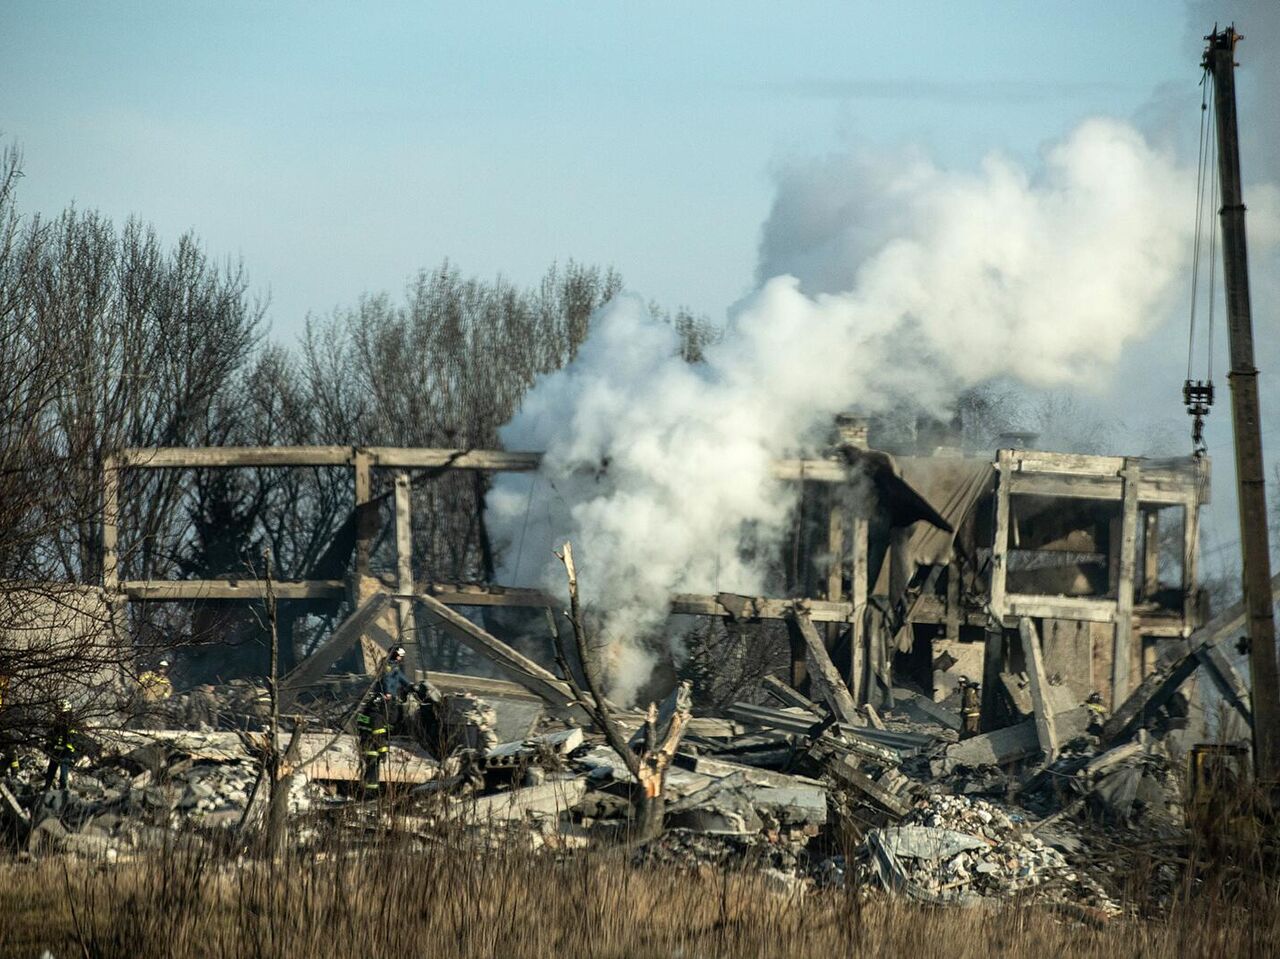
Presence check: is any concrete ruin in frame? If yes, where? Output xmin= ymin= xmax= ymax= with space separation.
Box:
xmin=96 ymin=426 xmax=1234 ymax=744
xmin=2 ymin=429 xmax=1265 ymax=915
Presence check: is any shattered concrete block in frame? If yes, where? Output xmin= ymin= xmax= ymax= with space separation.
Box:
xmin=940 ymin=707 xmax=1090 ymax=771
xmin=62 ymin=830 xmax=114 ymax=859
xmin=744 ymin=784 xmax=828 ymax=828
xmin=666 ymin=792 xmax=762 ymax=835
xmin=870 ymin=825 xmax=988 ymax=861
xmin=575 ymin=745 xmax=713 ymax=798
xmin=27 ymin=816 xmax=68 ymax=851
xmin=459 ymin=778 xmax=588 ymax=823
xmin=486 ymin=727 xmax=585 ymax=768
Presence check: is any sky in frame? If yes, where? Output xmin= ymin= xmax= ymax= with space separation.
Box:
xmin=2 ymin=0 xmax=1277 ymax=583
xmin=1 ymin=1 xmax=1200 ymax=330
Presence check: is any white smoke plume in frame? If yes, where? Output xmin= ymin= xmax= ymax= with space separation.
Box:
xmin=488 ymin=118 xmax=1193 ymax=704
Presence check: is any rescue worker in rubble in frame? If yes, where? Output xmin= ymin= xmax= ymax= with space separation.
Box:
xmin=355 ymin=645 xmax=414 ymax=798
xmin=377 ymin=644 xmax=414 ymax=702
xmin=44 ymin=700 xmax=79 ymax=791
xmin=959 ymin=676 xmax=981 ymax=738
xmin=137 ymin=658 xmax=173 ymax=728
xmin=1085 ymin=691 xmax=1108 ymax=735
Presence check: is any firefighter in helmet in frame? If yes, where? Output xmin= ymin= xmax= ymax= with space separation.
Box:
xmin=44 ymin=700 xmax=79 ymax=791
xmin=1086 ymin=691 xmax=1108 ymax=735
xmin=959 ymin=676 xmax=982 ymax=738
xmin=137 ymin=658 xmax=173 ymax=728
xmin=355 ymin=645 xmax=413 ymax=798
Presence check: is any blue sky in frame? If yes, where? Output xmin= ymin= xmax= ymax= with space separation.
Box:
xmin=4 ymin=1 xmax=1277 ymax=587
xmin=1 ymin=1 xmax=1198 ymax=334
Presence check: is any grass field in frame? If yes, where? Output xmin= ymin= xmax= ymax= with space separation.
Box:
xmin=2 ymin=824 xmax=1277 ymax=959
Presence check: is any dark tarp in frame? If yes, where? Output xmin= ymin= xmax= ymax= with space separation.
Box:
xmin=895 ymin=456 xmax=995 ymax=571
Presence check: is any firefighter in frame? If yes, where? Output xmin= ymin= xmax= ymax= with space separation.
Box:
xmin=137 ymin=659 xmax=173 ymax=728
xmin=959 ymin=676 xmax=981 ymax=738
xmin=1086 ymin=691 xmax=1108 ymax=735
xmin=377 ymin=645 xmax=414 ymax=700
xmin=355 ymin=645 xmax=413 ymax=798
xmin=44 ymin=700 xmax=79 ymax=791
xmin=355 ymin=695 xmax=391 ymax=798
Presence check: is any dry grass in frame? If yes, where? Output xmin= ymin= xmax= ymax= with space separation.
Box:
xmin=1 ymin=822 xmax=1278 ymax=959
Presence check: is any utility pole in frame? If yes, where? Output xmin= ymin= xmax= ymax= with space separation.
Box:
xmin=1204 ymin=25 xmax=1280 ymax=781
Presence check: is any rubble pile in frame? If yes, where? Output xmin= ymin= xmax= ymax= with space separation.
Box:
xmin=3 ymin=743 xmax=329 ymax=858
xmin=862 ymin=795 xmax=1117 ymax=910
xmin=0 ymin=662 xmax=1210 ymax=923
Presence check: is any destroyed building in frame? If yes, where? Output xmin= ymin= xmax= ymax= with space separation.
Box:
xmin=92 ymin=421 xmax=1237 ymax=758
xmin=1 ymin=422 xmax=1264 ymax=916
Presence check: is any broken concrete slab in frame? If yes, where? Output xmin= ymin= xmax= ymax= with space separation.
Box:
xmin=574 ymin=745 xmax=713 ymax=799
xmin=95 ymin=728 xmax=441 ymax=785
xmin=665 ymin=774 xmax=762 ymax=835
xmin=1000 ymin=672 xmax=1034 ymax=719
xmin=726 ymin=702 xmax=909 ymax=764
xmin=940 ymin=707 xmax=1091 ymax=771
xmin=890 ymin=688 xmax=962 ymax=733
xmin=762 ymin=674 xmax=823 ymax=714
xmin=822 ymin=753 xmax=910 ymax=818
xmin=746 ymin=783 xmax=828 ymax=827
xmin=26 ymin=815 xmax=68 ymax=852
xmin=1101 ymin=652 xmax=1201 ymax=748
xmin=1018 ymin=618 xmax=1059 ymax=763
xmin=860 ymin=704 xmax=886 ymax=731
xmin=94 ymin=729 xmax=250 ymax=762
xmin=1084 ymin=741 xmax=1144 ymax=776
xmin=457 ymin=778 xmax=587 ymax=823
xmin=61 ymin=830 xmax=116 ymax=859
xmin=678 ymin=753 xmax=825 ymax=791
xmin=261 ymin=732 xmax=441 ymax=785
xmin=790 ymin=606 xmax=860 ymax=726
xmin=486 ymin=727 xmax=585 ymax=768
xmin=872 ymin=825 xmax=989 ymax=861
xmin=664 ymin=771 xmax=827 ymax=835
xmin=614 ymin=713 xmax=742 ymax=740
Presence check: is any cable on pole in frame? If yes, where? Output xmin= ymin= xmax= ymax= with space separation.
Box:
xmin=1183 ymin=66 xmax=1216 ymax=456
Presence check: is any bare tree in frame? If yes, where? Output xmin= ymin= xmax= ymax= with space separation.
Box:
xmin=0 ymin=145 xmax=124 ymax=747
xmin=0 ymin=140 xmax=265 ymax=745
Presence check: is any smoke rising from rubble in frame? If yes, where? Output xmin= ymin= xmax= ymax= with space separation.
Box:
xmin=489 ymin=118 xmax=1192 ymax=704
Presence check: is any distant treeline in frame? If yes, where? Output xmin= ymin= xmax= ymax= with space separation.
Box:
xmin=0 ymin=143 xmax=722 ymax=676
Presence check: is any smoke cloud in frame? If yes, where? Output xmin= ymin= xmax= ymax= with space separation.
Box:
xmin=489 ymin=118 xmax=1194 ymax=703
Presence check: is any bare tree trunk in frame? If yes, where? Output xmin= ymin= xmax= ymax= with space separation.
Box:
xmin=263 ymin=546 xmax=287 ymax=857
xmin=553 ymin=542 xmax=691 ymax=843
xmin=266 ymin=723 xmax=303 ymax=858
